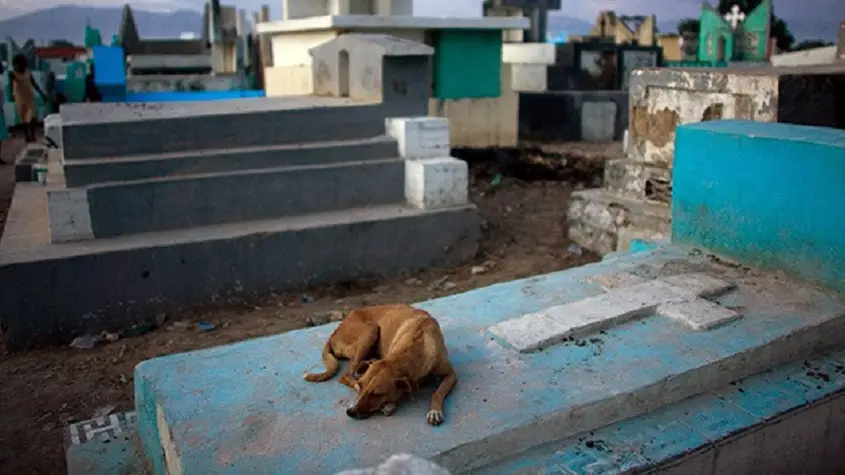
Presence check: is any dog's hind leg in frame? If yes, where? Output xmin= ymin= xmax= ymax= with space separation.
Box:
xmin=303 ymin=341 xmax=340 ymax=382
xmin=338 ymin=324 xmax=380 ymax=392
xmin=426 ymin=362 xmax=457 ymax=426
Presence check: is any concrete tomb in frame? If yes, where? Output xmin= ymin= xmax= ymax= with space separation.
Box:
xmin=509 ymin=40 xmax=662 ymax=143
xmin=0 ymin=34 xmax=478 ymax=350
xmin=568 ymin=64 xmax=845 ymax=255
xmin=119 ymin=1 xmax=252 ymax=93
xmin=64 ymin=119 xmax=845 ymax=474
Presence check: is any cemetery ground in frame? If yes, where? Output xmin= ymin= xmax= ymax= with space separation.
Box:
xmin=0 ymin=140 xmax=619 ymax=474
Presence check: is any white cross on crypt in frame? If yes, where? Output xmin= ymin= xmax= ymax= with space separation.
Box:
xmin=724 ymin=5 xmax=746 ymax=29
xmin=488 ymin=272 xmax=742 ymax=353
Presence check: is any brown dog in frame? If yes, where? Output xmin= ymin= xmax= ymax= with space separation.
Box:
xmin=303 ymin=304 xmax=457 ymax=425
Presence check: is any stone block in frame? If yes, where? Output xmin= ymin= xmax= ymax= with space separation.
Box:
xmin=47 ymin=189 xmax=94 ymax=243
xmin=511 ymin=64 xmax=547 ymax=92
xmin=603 ymin=158 xmax=672 ymax=203
xmin=502 ymin=43 xmax=556 ymax=64
xmin=628 ymin=67 xmax=845 ymax=167
xmin=44 ymin=114 xmax=63 ymax=151
xmin=673 ymin=120 xmax=845 ymax=293
xmin=405 ymin=157 xmax=468 ymax=209
xmin=84 ymin=159 xmax=406 ymax=238
xmin=658 ymin=299 xmax=741 ymax=331
xmin=386 ymin=117 xmax=450 ymax=159
xmin=581 ymin=101 xmax=617 ymax=143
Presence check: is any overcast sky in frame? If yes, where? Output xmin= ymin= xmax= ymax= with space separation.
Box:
xmin=0 ymin=0 xmax=840 ymax=30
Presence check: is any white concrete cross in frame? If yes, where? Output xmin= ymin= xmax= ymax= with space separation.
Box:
xmin=488 ymin=272 xmax=742 ymax=353
xmin=724 ymin=5 xmax=746 ymax=29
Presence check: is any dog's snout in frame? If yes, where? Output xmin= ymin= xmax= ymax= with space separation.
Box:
xmin=346 ymin=407 xmax=372 ymax=420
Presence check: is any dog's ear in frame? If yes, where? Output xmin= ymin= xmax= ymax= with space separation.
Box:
xmin=394 ymin=378 xmax=417 ymax=393
xmin=354 ymin=359 xmax=377 ymax=378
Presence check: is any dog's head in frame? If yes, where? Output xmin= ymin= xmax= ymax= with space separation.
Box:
xmin=346 ymin=359 xmax=415 ymax=420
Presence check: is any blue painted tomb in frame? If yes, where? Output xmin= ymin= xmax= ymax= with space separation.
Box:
xmin=66 ymin=120 xmax=845 ymax=474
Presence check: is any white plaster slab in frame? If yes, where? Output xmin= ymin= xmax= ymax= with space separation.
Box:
xmin=44 ymin=114 xmax=63 ymax=150
xmin=386 ymin=117 xmax=450 ymax=159
xmin=502 ymin=43 xmax=556 ymax=65
xmin=405 ymin=157 xmax=468 ymax=209
xmin=661 ymin=273 xmax=736 ymax=298
xmin=511 ymin=64 xmax=547 ymax=92
xmin=658 ymin=299 xmax=741 ymax=331
xmin=48 ymin=189 xmax=94 ymax=243
xmin=490 ymin=273 xmax=740 ymax=353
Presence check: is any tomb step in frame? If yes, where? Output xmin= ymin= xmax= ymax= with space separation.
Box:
xmin=603 ymin=157 xmax=672 ymax=204
xmin=477 ymin=348 xmax=845 ymax=474
xmin=567 ymin=188 xmax=670 ymax=255
xmin=62 ymin=136 xmax=399 ymax=187
xmin=54 ymin=158 xmax=409 ymax=240
xmin=61 ymin=98 xmax=391 ymax=160
xmin=65 ymin=350 xmax=845 ymax=474
xmin=0 ymin=200 xmax=480 ymax=350
xmin=131 ymin=244 xmax=845 ymax=474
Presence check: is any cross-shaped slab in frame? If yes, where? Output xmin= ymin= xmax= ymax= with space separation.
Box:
xmin=488 ymin=273 xmax=741 ymax=353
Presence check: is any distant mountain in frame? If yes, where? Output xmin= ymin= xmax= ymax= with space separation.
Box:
xmin=547 ymin=13 xmax=593 ymax=38
xmin=0 ymin=5 xmax=204 ymax=44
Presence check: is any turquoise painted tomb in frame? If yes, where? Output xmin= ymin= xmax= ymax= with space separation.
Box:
xmin=65 ymin=120 xmax=845 ymax=474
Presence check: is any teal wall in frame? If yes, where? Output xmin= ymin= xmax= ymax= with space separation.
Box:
xmin=673 ymin=120 xmax=845 ymax=293
xmin=433 ymin=30 xmax=502 ymax=100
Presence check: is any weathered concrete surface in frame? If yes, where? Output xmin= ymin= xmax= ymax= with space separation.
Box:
xmin=673 ymin=120 xmax=845 ymax=294
xmin=0 ymin=183 xmax=480 ymax=349
xmin=478 ymin=349 xmax=845 ymax=474
xmin=60 ymin=97 xmax=419 ymax=160
xmin=80 ymin=159 xmax=405 ymax=238
xmin=310 ymin=34 xmax=433 ymax=111
xmin=567 ymin=65 xmax=845 ymax=256
xmin=62 ymin=136 xmax=399 ymax=187
xmin=68 ymin=349 xmax=845 ymax=475
xmin=567 ymin=187 xmax=670 ymax=255
xmin=628 ymin=65 xmax=845 ymax=169
xmin=134 ymin=244 xmax=845 ymax=474
xmin=126 ymin=74 xmax=249 ymax=93
xmin=518 ymin=90 xmax=629 ymax=143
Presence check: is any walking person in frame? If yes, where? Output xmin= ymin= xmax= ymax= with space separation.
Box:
xmin=10 ymin=54 xmax=45 ymax=143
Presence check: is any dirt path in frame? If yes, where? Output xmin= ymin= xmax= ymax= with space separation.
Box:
xmin=0 ymin=143 xmax=616 ymax=474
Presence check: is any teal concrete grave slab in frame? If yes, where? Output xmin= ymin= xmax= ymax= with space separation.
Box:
xmin=133 ymin=243 xmax=845 ymax=474
xmin=478 ymin=350 xmax=845 ymax=474
xmin=673 ymin=120 xmax=845 ymax=293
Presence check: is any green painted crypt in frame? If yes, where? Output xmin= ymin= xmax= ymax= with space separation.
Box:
xmin=697 ymin=0 xmax=774 ymax=63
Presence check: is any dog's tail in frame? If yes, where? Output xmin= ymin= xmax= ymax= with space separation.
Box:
xmin=303 ymin=341 xmax=340 ymax=382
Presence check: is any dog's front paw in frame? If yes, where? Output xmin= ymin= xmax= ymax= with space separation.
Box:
xmin=381 ymin=403 xmax=397 ymax=416
xmin=426 ymin=410 xmax=444 ymax=426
